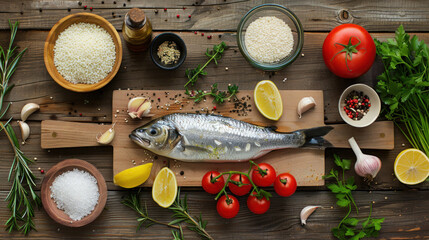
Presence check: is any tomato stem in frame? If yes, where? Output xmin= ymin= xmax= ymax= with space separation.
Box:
xmin=330 ymin=36 xmax=361 ymax=72
xmin=213 ymin=169 xmax=262 ymax=201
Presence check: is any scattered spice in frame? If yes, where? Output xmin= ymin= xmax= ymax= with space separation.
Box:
xmin=164 ymin=8 xmax=167 ymax=11
xmin=343 ymin=90 xmax=370 ymax=120
xmin=176 ymin=14 xmax=180 ymax=18
xmin=201 ymin=33 xmax=204 ymax=36
xmin=194 ymin=31 xmax=197 ymax=34
xmin=157 ymin=41 xmax=181 ymax=65
xmin=40 ymin=169 xmax=45 ymax=174
xmin=84 ymin=5 xmax=87 ymax=9
xmin=207 ymin=35 xmax=212 ymax=39
xmin=188 ymin=15 xmax=192 ymax=18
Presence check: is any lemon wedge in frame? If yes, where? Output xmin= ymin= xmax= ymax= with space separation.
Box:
xmin=113 ymin=163 xmax=153 ymax=188
xmin=152 ymin=167 xmax=178 ymax=208
xmin=254 ymin=80 xmax=283 ymax=121
xmin=394 ymin=149 xmax=429 ymax=185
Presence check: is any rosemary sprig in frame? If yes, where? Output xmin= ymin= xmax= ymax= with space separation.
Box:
xmin=168 ymin=188 xmax=214 ymax=240
xmin=171 ymin=225 xmax=185 ymax=240
xmin=0 ymin=21 xmax=40 ymax=235
xmin=1 ymin=123 xmax=41 ymax=235
xmin=121 ymin=190 xmax=179 ymax=231
xmin=184 ymin=42 xmax=227 ymax=88
xmin=0 ymin=21 xmax=27 ymax=119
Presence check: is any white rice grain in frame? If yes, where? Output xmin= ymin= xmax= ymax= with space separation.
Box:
xmin=245 ymin=16 xmax=294 ymax=63
xmin=54 ymin=23 xmax=116 ymax=84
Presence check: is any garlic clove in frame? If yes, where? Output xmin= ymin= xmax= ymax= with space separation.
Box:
xmin=97 ymin=123 xmax=116 ymax=145
xmin=21 ymin=103 xmax=40 ymax=121
xmin=136 ymin=101 xmax=151 ymax=118
xmin=128 ymin=97 xmax=147 ymax=112
xmin=297 ymin=97 xmax=316 ymax=118
xmin=18 ymin=121 xmax=30 ymax=143
xmin=127 ymin=97 xmax=151 ymax=119
xmin=300 ymin=205 xmax=321 ymax=225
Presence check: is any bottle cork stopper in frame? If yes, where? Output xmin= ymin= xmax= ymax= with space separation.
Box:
xmin=128 ymin=8 xmax=146 ymax=28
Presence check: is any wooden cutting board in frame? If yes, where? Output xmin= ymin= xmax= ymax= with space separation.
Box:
xmin=41 ymin=90 xmax=394 ymax=186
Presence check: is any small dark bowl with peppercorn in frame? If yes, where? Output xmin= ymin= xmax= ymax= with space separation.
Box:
xmin=338 ymin=84 xmax=381 ymax=128
xmin=150 ymin=33 xmax=187 ymax=70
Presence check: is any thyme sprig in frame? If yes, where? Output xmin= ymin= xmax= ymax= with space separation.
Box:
xmin=121 ymin=189 xmax=179 ymax=231
xmin=187 ymin=83 xmax=239 ymax=103
xmin=0 ymin=21 xmax=40 ymax=235
xmin=122 ymin=188 xmax=213 ymax=240
xmin=169 ymin=188 xmax=214 ymax=240
xmin=184 ymin=42 xmax=227 ymax=88
xmin=184 ymin=42 xmax=238 ymax=104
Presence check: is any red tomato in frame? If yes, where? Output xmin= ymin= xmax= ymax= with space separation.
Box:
xmin=251 ymin=163 xmax=276 ymax=187
xmin=201 ymin=171 xmax=225 ymax=194
xmin=322 ymin=24 xmax=375 ymax=78
xmin=274 ymin=173 xmax=297 ymax=197
xmin=217 ymin=195 xmax=239 ymax=219
xmin=228 ymin=174 xmax=252 ymax=196
xmin=247 ymin=192 xmax=270 ymax=214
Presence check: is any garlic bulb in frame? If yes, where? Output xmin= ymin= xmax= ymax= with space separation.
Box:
xmin=128 ymin=97 xmax=151 ymax=119
xmin=97 ymin=123 xmax=116 ymax=145
xmin=297 ymin=97 xmax=316 ymax=118
xmin=300 ymin=205 xmax=321 ymax=225
xmin=21 ymin=103 xmax=40 ymax=121
xmin=348 ymin=137 xmax=382 ymax=180
xmin=18 ymin=121 xmax=30 ymax=143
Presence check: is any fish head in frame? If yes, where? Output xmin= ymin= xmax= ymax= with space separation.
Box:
xmin=129 ymin=119 xmax=178 ymax=152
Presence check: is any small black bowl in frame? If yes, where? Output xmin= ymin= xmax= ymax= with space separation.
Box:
xmin=150 ymin=33 xmax=187 ymax=70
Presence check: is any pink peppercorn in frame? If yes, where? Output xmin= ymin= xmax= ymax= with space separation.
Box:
xmin=90 ymin=7 xmax=93 ymax=10
xmin=177 ymin=14 xmax=180 ymax=18
xmin=41 ymin=169 xmax=45 ymax=174
xmin=194 ymin=31 xmax=197 ymax=34
xmin=188 ymin=15 xmax=191 ymax=18
xmin=201 ymin=33 xmax=204 ymax=36
xmin=207 ymin=35 xmax=212 ymax=39
xmin=213 ymin=106 xmax=217 ymax=110
xmin=164 ymin=8 xmax=167 ymax=11
xmin=84 ymin=5 xmax=87 ymax=9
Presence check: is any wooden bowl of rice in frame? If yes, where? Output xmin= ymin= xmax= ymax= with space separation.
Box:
xmin=44 ymin=13 xmax=122 ymax=92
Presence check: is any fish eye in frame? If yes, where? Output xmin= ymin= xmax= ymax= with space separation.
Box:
xmin=148 ymin=128 xmax=158 ymax=136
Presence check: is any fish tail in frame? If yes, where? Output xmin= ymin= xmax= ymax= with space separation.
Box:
xmin=297 ymin=126 xmax=333 ymax=149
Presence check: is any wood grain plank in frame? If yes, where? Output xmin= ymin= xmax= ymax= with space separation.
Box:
xmin=0 ymin=190 xmax=427 ymax=239
xmin=0 ymin=0 xmax=428 ymax=32
xmin=2 ymin=31 xmax=429 ymax=124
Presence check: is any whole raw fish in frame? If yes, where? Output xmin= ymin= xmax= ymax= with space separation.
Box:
xmin=129 ymin=113 xmax=333 ymax=162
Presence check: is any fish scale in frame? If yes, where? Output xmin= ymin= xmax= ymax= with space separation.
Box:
xmin=130 ymin=113 xmax=333 ymax=162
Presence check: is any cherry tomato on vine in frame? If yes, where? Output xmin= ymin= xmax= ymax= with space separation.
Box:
xmin=322 ymin=24 xmax=376 ymax=78
xmin=247 ymin=192 xmax=270 ymax=214
xmin=202 ymin=171 xmax=225 ymax=194
xmin=228 ymin=174 xmax=252 ymax=196
xmin=274 ymin=173 xmax=297 ymax=197
xmin=251 ymin=163 xmax=276 ymax=187
xmin=217 ymin=195 xmax=239 ymax=219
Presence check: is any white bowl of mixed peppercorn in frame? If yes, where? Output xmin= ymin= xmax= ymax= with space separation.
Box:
xmin=338 ymin=83 xmax=381 ymax=128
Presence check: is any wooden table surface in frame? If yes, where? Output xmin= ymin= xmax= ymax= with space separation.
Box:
xmin=1 ymin=0 xmax=428 ymax=239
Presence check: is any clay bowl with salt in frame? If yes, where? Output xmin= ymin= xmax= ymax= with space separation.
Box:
xmin=41 ymin=159 xmax=107 ymax=227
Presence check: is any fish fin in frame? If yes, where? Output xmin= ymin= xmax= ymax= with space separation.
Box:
xmin=265 ymin=126 xmax=278 ymax=131
xmin=300 ymin=126 xmax=334 ymax=149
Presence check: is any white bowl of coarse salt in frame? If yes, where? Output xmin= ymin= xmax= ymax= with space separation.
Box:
xmin=41 ymin=159 xmax=107 ymax=227
xmin=237 ymin=4 xmax=304 ymax=71
xmin=44 ymin=13 xmax=122 ymax=92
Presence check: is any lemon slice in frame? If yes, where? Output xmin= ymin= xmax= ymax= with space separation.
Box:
xmin=254 ymin=80 xmax=283 ymax=121
xmin=394 ymin=149 xmax=429 ymax=185
xmin=152 ymin=167 xmax=178 ymax=208
xmin=113 ymin=163 xmax=153 ymax=188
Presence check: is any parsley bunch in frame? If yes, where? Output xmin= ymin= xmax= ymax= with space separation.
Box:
xmin=324 ymin=155 xmax=384 ymax=240
xmin=374 ymin=25 xmax=429 ymax=156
